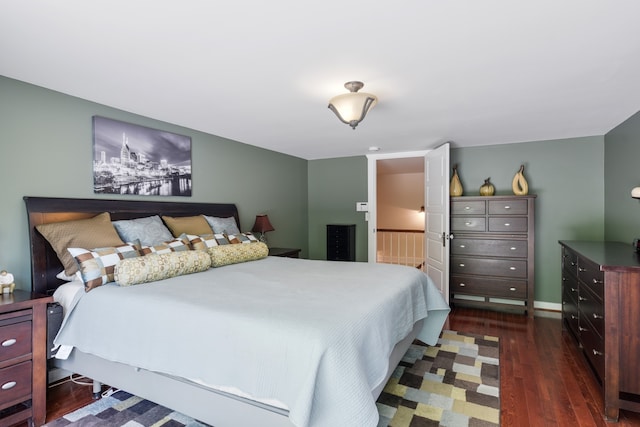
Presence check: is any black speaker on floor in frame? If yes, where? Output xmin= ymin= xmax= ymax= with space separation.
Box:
xmin=47 ymin=302 xmax=63 ymax=359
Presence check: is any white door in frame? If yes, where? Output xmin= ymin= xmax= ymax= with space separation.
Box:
xmin=424 ymin=143 xmax=450 ymax=301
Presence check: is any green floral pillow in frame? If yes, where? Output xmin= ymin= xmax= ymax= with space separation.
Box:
xmin=115 ymin=250 xmax=211 ymax=286
xmin=208 ymin=242 xmax=268 ymax=267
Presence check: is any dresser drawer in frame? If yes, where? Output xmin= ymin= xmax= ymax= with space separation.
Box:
xmin=451 ymin=217 xmax=485 ymax=232
xmin=0 ymin=360 xmax=32 ymax=410
xmin=488 ymin=217 xmax=528 ymax=232
xmin=0 ymin=320 xmax=31 ymax=364
xmin=562 ymin=248 xmax=578 ymax=278
xmin=579 ymin=313 xmax=605 ymax=381
xmin=562 ymin=282 xmax=580 ymax=338
xmin=577 ymin=257 xmax=604 ymax=300
xmin=488 ymin=199 xmax=528 ymax=215
xmin=451 ymin=256 xmax=527 ymax=278
xmin=579 ymin=285 xmax=604 ymax=339
xmin=451 ymin=275 xmax=527 ymax=299
xmin=451 ymin=200 xmax=485 ymax=215
xmin=451 ymin=238 xmax=527 ymax=258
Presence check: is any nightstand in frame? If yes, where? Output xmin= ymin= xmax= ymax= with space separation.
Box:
xmin=268 ymin=247 xmax=301 ymax=258
xmin=0 ymin=290 xmax=52 ymax=427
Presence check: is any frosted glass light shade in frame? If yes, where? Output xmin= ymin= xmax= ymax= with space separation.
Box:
xmin=328 ymin=81 xmax=378 ymax=129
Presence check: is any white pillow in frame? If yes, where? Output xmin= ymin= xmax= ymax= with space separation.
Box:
xmin=56 ymin=270 xmax=82 ymax=282
xmin=53 ymin=280 xmax=84 ymax=314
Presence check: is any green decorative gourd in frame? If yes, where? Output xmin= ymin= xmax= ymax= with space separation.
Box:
xmin=479 ymin=178 xmax=495 ymax=196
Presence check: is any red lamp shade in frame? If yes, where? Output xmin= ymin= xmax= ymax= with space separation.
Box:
xmin=251 ymin=215 xmax=274 ymax=234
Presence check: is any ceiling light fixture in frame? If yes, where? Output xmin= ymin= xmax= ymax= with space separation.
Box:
xmin=328 ymin=81 xmax=378 ymax=129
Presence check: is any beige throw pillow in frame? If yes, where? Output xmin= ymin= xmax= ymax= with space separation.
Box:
xmin=36 ymin=212 xmax=125 ymax=276
xmin=162 ymin=215 xmax=213 ymax=236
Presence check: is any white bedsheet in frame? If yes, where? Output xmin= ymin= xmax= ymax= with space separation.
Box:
xmin=54 ymin=257 xmax=450 ymax=427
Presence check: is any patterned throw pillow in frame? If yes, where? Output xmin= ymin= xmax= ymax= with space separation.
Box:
xmin=139 ymin=236 xmax=191 ymax=255
xmin=68 ymin=244 xmax=141 ymax=291
xmin=187 ymin=234 xmax=230 ymax=250
xmin=207 ymin=242 xmax=268 ymax=267
xmin=225 ymin=232 xmax=259 ymax=244
xmin=115 ymin=251 xmax=212 ymax=287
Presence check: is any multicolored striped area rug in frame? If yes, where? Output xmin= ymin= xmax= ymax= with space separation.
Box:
xmin=44 ymin=330 xmax=500 ymax=427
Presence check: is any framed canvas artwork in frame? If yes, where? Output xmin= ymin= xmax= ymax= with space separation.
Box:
xmin=92 ymin=116 xmax=192 ymax=196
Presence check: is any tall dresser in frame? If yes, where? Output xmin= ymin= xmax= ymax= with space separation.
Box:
xmin=450 ymin=195 xmax=536 ymax=316
xmin=559 ymin=240 xmax=640 ymax=421
xmin=326 ymin=224 xmax=356 ymax=262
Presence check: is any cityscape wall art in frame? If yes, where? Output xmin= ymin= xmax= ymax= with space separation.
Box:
xmin=92 ymin=116 xmax=192 ymax=196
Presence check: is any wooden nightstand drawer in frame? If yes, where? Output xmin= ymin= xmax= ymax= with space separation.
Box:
xmin=0 ymin=317 xmax=32 ymax=364
xmin=0 ymin=360 xmax=32 ymax=410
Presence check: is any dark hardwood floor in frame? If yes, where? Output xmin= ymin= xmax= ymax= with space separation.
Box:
xmin=13 ymin=307 xmax=640 ymax=426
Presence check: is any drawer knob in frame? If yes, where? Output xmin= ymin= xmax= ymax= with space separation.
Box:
xmin=459 ymin=244 xmax=465 ymax=248
xmin=579 ymin=296 xmax=587 ymax=301
xmin=571 ymin=315 xmax=578 ymax=320
xmin=510 ymin=247 xmax=517 ymax=250
xmin=465 ymin=222 xmax=472 ymax=226
xmin=459 ymin=283 xmax=466 ymax=287
xmin=592 ymin=278 xmax=603 ymax=284
xmin=578 ymin=267 xmax=586 ymax=272
xmin=579 ymin=326 xmax=588 ymax=332
xmin=1 ymin=381 xmax=16 ymax=390
xmin=592 ymin=349 xmax=603 ymax=356
xmin=509 ymin=266 xmax=516 ymax=270
xmin=509 ymin=287 xmax=517 ymax=291
xmin=504 ymin=223 xmax=511 ymax=227
xmin=1 ymin=339 xmax=16 ymax=347
xmin=571 ymin=287 xmax=577 ymax=292
xmin=459 ymin=263 xmax=465 ymax=267
xmin=593 ymin=313 xmax=603 ymax=320
xmin=504 ymin=205 xmax=511 ymax=209
xmin=464 ymin=206 xmax=471 ymax=210
xmin=571 ymin=262 xmax=577 ymax=266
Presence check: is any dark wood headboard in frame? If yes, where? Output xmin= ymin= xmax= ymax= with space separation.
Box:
xmin=24 ymin=196 xmax=240 ymax=296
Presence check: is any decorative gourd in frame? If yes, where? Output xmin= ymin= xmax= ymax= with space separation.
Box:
xmin=450 ymin=164 xmax=463 ymax=197
xmin=479 ymin=178 xmax=495 ymax=196
xmin=512 ymin=164 xmax=529 ymax=195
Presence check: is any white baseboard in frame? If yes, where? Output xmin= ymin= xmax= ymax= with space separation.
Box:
xmin=534 ymin=301 xmax=561 ymax=312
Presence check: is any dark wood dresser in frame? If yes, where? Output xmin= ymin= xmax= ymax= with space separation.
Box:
xmin=326 ymin=224 xmax=355 ymax=262
xmin=450 ymin=195 xmax=536 ymax=316
xmin=0 ymin=290 xmax=52 ymax=427
xmin=559 ymin=240 xmax=640 ymax=421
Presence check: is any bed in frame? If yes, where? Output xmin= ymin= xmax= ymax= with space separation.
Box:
xmin=24 ymin=196 xmax=450 ymax=427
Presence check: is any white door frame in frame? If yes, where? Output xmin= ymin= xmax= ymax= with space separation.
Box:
xmin=366 ymin=150 xmax=430 ymax=263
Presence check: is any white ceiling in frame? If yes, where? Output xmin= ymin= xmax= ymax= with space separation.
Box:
xmin=2 ymin=1 xmax=639 ymax=160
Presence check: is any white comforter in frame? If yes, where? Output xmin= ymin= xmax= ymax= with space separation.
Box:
xmin=54 ymin=257 xmax=450 ymax=427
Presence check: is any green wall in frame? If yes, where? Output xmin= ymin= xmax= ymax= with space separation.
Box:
xmin=604 ymin=110 xmax=640 ymax=241
xmin=4 ymin=74 xmax=636 ymax=309
xmin=308 ymin=157 xmax=368 ymax=261
xmin=0 ymin=76 xmax=308 ymax=290
xmin=451 ymin=137 xmax=605 ymax=304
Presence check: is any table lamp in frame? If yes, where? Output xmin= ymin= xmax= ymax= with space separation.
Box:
xmin=251 ymin=214 xmax=274 ymax=244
